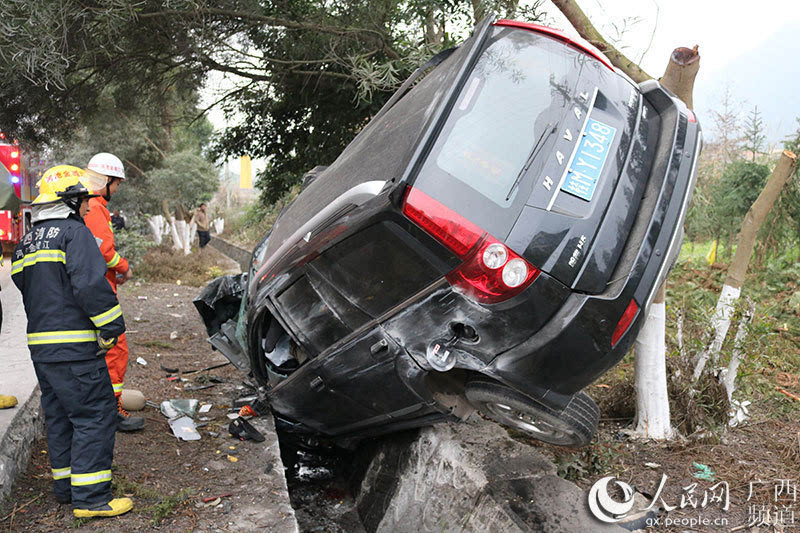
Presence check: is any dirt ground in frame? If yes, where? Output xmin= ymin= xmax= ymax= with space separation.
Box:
xmin=524 ymin=382 xmax=800 ymax=532
xmin=0 ymin=249 xmax=298 ymax=532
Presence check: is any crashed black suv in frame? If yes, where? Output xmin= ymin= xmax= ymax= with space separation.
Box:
xmin=197 ymin=17 xmax=701 ymax=447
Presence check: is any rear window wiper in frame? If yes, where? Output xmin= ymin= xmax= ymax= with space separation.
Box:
xmin=506 ymin=122 xmax=555 ymax=201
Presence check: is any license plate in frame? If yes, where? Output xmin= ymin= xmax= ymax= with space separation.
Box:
xmin=561 ymin=118 xmax=616 ymax=202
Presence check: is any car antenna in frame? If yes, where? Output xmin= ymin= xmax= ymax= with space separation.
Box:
xmin=506 ymin=122 xmax=555 ymax=202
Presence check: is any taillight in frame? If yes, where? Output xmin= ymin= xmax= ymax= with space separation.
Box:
xmin=686 ymin=110 xmax=697 ymax=123
xmin=402 ymin=187 xmax=482 ymax=258
xmin=403 ymin=186 xmax=540 ymax=304
xmin=611 ymin=298 xmax=639 ymax=347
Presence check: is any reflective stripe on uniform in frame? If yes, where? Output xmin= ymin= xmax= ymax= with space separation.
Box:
xmin=90 ymin=304 xmax=122 ymax=327
xmin=11 ymin=249 xmax=67 ymax=274
xmin=107 ymin=252 xmax=121 ymax=268
xmin=108 ymin=221 xmax=114 ymax=234
xmin=112 ymin=382 xmax=123 ymax=394
xmin=71 ymin=470 xmax=112 ymax=486
xmin=52 ymin=467 xmax=71 ymax=480
xmin=27 ymin=330 xmax=98 ymax=345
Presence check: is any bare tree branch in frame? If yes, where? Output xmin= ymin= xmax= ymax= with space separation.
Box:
xmin=549 ymin=0 xmax=651 ymax=83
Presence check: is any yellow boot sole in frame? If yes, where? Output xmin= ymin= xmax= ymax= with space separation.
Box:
xmin=73 ymin=497 xmax=133 ymax=518
xmin=0 ymin=395 xmax=18 ymax=409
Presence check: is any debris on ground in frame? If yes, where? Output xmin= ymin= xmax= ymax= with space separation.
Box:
xmin=161 ymin=399 xmax=199 ymax=418
xmin=169 ymin=416 xmax=201 ymax=441
xmin=136 ymin=356 xmax=148 ymax=366
xmin=120 ymin=389 xmax=146 ymax=411
xmin=692 ymin=462 xmax=715 ymax=482
xmin=229 ymin=417 xmax=265 ymax=442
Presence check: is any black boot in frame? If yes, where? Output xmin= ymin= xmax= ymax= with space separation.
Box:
xmin=117 ymin=397 xmax=144 ymax=432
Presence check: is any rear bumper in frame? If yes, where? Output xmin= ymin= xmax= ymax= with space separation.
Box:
xmin=485 ymin=81 xmax=702 ymax=403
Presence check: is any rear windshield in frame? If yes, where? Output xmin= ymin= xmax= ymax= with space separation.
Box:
xmin=415 ymin=27 xmax=582 ymax=238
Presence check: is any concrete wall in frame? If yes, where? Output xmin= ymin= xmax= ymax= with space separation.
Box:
xmin=210 ymin=237 xmax=251 ymax=272
xmin=353 ymin=419 xmax=625 ymax=533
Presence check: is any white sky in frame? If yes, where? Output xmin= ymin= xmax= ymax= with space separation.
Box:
xmin=542 ymin=0 xmax=800 ymax=78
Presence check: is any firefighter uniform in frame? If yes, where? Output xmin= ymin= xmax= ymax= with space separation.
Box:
xmin=12 ymin=213 xmax=124 ymax=509
xmin=84 ymin=195 xmax=129 ymax=398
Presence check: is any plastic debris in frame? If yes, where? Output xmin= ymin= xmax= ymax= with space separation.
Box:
xmin=169 ymin=416 xmax=201 ymax=441
xmin=185 ymin=384 xmax=215 ymax=392
xmin=644 ymin=462 xmax=661 ymax=469
xmin=138 ymin=296 xmax=148 ymax=300
xmin=729 ymin=399 xmax=751 ymax=427
xmin=229 ymin=417 xmax=265 ymax=442
xmin=160 ymin=399 xmax=199 ymax=419
xmin=199 ymin=404 xmax=212 ymax=413
xmin=238 ymin=405 xmax=258 ymax=418
xmin=203 ymin=493 xmax=232 ymax=503
xmin=170 ymin=331 xmax=178 ymax=340
xmin=233 ymin=395 xmax=258 ymax=408
xmin=226 ymin=413 xmax=240 ymax=420
xmin=136 ymin=356 xmax=148 ymax=366
xmin=693 ymin=462 xmax=715 ymax=482
xmin=227 ymin=455 xmax=238 ymax=463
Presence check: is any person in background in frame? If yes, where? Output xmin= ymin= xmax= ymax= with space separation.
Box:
xmin=84 ymin=152 xmax=143 ymax=432
xmin=110 ymin=210 xmax=125 ymax=232
xmin=11 ymin=165 xmax=133 ymax=518
xmin=191 ymin=202 xmax=211 ymax=248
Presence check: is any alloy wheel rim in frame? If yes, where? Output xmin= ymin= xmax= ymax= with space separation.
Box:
xmin=485 ymin=401 xmax=570 ymax=440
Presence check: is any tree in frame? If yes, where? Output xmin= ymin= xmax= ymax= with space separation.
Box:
xmin=0 ymin=0 xmax=543 ymax=205
xmin=693 ymin=151 xmax=797 ymax=383
xmin=742 ymin=105 xmax=766 ymax=162
xmin=146 ymin=151 xmax=219 ymax=218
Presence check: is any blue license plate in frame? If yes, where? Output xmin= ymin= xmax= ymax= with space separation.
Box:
xmin=561 ymin=118 xmax=616 ymax=202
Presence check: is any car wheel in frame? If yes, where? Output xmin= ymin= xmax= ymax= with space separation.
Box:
xmin=465 ymin=380 xmax=598 ymax=447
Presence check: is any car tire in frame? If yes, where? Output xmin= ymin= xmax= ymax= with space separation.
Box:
xmin=465 ymin=380 xmax=598 ymax=447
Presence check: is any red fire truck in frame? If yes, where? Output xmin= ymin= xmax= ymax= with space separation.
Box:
xmin=0 ymin=133 xmax=36 ymax=254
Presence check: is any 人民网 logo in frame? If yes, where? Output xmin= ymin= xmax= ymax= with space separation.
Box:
xmin=588 ymin=475 xmax=636 ymax=523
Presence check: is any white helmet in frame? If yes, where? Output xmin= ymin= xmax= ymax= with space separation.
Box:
xmin=87 ymin=152 xmax=126 ymax=180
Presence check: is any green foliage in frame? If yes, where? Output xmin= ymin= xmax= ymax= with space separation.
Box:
xmin=554 ymin=444 xmax=622 ymax=481
xmin=704 ymin=160 xmax=770 ymax=244
xmin=144 ymin=150 xmax=220 ymax=215
xmin=114 ymin=229 xmax=157 ymax=267
xmin=0 ymin=0 xmax=546 ymax=206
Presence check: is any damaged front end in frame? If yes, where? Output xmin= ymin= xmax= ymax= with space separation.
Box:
xmin=193 ymin=273 xmax=250 ymax=373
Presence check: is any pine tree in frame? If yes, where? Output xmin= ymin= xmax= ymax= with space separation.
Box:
xmin=742 ymin=105 xmax=766 ymax=161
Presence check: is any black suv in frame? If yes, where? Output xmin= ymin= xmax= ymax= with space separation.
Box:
xmin=197 ymin=16 xmax=701 ymax=447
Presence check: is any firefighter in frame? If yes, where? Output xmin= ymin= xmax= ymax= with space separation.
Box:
xmin=83 ymin=152 xmax=143 ymax=432
xmin=11 ymin=165 xmax=133 ymax=517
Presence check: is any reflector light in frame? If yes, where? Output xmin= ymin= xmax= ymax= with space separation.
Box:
xmin=10 ymin=151 xmax=18 ymax=158
xmin=482 ymin=243 xmax=508 ymax=269
xmin=611 ymin=299 xmax=639 ymax=347
xmin=11 ymin=176 xmax=19 ymax=184
xmin=687 ymin=110 xmax=697 ymax=123
xmin=10 ymin=163 xmax=19 ymax=171
xmin=502 ymin=259 xmax=528 ymax=287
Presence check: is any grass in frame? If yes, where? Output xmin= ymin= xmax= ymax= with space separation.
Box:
xmin=109 ymin=475 xmax=194 ymax=526
xmin=143 ymin=489 xmax=193 ymax=526
xmin=135 ymin=244 xmax=234 ymax=286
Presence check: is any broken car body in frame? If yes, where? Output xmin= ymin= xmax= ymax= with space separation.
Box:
xmin=196 ymin=16 xmax=702 ymax=447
